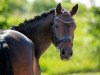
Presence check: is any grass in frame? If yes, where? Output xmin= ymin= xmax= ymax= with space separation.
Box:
xmin=40 ymin=44 xmax=99 ymax=75
xmin=42 ymin=72 xmax=100 ymax=75
xmin=65 ymin=72 xmax=100 ymax=75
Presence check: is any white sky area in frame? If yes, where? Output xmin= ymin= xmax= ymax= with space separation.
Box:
xmin=71 ymin=0 xmax=91 ymax=8
xmin=71 ymin=0 xmax=100 ymax=8
xmin=27 ymin=0 xmax=100 ymax=8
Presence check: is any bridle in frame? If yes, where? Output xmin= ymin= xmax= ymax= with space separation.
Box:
xmin=54 ymin=17 xmax=74 ymax=23
xmin=51 ymin=16 xmax=74 ymax=50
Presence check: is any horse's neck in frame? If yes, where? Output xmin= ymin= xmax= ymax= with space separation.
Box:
xmin=19 ymin=13 xmax=55 ymax=59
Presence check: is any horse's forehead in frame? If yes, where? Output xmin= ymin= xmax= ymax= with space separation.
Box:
xmin=58 ymin=9 xmax=72 ymax=21
xmin=62 ymin=9 xmax=68 ymax=14
xmin=60 ymin=9 xmax=71 ymax=18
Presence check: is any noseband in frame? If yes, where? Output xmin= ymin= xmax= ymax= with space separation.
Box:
xmin=51 ymin=17 xmax=74 ymax=49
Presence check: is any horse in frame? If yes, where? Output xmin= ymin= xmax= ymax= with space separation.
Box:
xmin=0 ymin=30 xmax=34 ymax=75
xmin=11 ymin=3 xmax=78 ymax=75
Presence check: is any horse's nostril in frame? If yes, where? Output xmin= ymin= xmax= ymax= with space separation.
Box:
xmin=62 ymin=50 xmax=65 ymax=55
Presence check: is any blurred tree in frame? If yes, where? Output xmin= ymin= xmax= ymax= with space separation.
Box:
xmin=32 ymin=0 xmax=56 ymax=13
xmin=0 ymin=0 xmax=27 ymax=29
xmin=89 ymin=7 xmax=100 ymax=38
xmin=89 ymin=6 xmax=100 ymax=69
xmin=0 ymin=0 xmax=27 ymax=15
xmin=62 ymin=0 xmax=70 ymax=2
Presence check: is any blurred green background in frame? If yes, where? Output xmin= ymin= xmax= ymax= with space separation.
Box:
xmin=0 ymin=0 xmax=100 ymax=75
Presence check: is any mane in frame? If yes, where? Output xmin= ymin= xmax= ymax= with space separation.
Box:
xmin=11 ymin=9 xmax=55 ymax=30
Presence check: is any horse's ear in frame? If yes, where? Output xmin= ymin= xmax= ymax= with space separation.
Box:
xmin=56 ymin=3 xmax=62 ymax=15
xmin=70 ymin=4 xmax=78 ymax=16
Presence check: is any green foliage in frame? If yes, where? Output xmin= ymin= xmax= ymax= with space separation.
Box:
xmin=88 ymin=7 xmax=100 ymax=70
xmin=0 ymin=0 xmax=27 ymax=14
xmin=89 ymin=7 xmax=100 ymax=39
xmin=0 ymin=0 xmax=27 ymax=29
xmin=32 ymin=0 xmax=56 ymax=13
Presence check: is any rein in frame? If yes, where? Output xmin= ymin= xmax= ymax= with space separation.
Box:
xmin=51 ymin=17 xmax=74 ymax=50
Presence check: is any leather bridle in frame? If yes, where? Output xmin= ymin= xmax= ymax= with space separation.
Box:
xmin=51 ymin=16 xmax=74 ymax=50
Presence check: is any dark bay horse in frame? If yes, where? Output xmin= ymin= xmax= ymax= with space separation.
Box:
xmin=11 ymin=3 xmax=78 ymax=75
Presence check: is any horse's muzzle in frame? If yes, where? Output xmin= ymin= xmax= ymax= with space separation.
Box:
xmin=60 ymin=48 xmax=73 ymax=61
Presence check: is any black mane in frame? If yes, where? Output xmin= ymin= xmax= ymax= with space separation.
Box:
xmin=11 ymin=9 xmax=55 ymax=30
